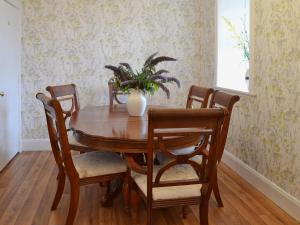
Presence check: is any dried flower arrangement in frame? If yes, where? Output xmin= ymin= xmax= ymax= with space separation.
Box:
xmin=105 ymin=53 xmax=180 ymax=98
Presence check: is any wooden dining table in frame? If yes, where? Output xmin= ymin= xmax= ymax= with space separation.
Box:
xmin=70 ymin=104 xmax=201 ymax=153
xmin=69 ymin=104 xmax=202 ymax=207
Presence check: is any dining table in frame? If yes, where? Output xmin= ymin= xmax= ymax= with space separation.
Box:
xmin=69 ymin=104 xmax=202 ymax=207
xmin=70 ymin=104 xmax=201 ymax=153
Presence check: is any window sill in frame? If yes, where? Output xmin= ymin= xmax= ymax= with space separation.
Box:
xmin=215 ymin=86 xmax=256 ymax=97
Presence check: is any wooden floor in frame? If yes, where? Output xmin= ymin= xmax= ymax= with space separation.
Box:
xmin=0 ymin=152 xmax=298 ymax=225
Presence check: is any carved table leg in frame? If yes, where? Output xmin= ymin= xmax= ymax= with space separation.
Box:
xmin=101 ymin=178 xmax=123 ymax=207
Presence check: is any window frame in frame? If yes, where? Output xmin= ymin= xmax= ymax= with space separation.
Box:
xmin=214 ymin=0 xmax=255 ymax=96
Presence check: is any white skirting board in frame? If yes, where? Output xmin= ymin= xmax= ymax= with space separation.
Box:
xmin=22 ymin=139 xmax=50 ymax=151
xmin=21 ymin=139 xmax=300 ymax=222
xmin=223 ymin=150 xmax=300 ymax=222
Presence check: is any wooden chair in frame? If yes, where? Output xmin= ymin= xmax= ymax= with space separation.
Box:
xmin=156 ymin=85 xmax=214 ymax=172
xmin=36 ymin=93 xmax=127 ymax=225
xmin=126 ymin=108 xmax=226 ymax=225
xmin=46 ymin=84 xmax=94 ymax=152
xmin=159 ymin=89 xmax=240 ymax=208
xmin=208 ymin=90 xmax=240 ymax=207
xmin=186 ymin=85 xmax=214 ymax=108
xmin=108 ymin=81 xmax=127 ymax=108
xmin=157 ymin=85 xmax=214 ymax=161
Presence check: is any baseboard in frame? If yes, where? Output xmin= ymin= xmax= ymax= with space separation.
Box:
xmin=223 ymin=150 xmax=300 ymax=222
xmin=22 ymin=139 xmax=50 ymax=151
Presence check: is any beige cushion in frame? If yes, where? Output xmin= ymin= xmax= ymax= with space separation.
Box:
xmin=157 ymin=146 xmax=203 ymax=165
xmin=132 ymin=164 xmax=202 ymax=200
xmin=73 ymin=152 xmax=127 ymax=178
xmin=68 ymin=134 xmax=86 ymax=148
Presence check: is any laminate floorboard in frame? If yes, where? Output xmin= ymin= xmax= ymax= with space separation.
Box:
xmin=0 ymin=152 xmax=298 ymax=225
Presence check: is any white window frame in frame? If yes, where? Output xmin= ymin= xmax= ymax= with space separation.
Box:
xmin=215 ymin=0 xmax=255 ymax=97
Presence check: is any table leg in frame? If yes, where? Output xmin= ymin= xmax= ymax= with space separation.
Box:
xmin=101 ymin=178 xmax=123 ymax=207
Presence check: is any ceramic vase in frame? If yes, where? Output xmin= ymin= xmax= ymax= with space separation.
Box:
xmin=126 ymin=90 xmax=147 ymax=116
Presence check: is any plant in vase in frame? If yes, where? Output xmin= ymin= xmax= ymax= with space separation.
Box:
xmin=105 ymin=52 xmax=180 ymax=116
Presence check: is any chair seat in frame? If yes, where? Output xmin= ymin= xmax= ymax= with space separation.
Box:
xmin=73 ymin=151 xmax=127 ymax=178
xmin=157 ymin=146 xmax=203 ymax=165
xmin=68 ymin=134 xmax=98 ymax=152
xmin=68 ymin=134 xmax=87 ymax=148
xmin=132 ymin=164 xmax=202 ymax=200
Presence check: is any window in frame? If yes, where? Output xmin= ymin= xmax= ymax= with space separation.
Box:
xmin=217 ymin=0 xmax=250 ymax=92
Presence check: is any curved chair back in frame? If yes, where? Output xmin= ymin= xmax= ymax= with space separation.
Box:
xmin=36 ymin=93 xmax=78 ymax=179
xmin=46 ymin=84 xmax=80 ymax=122
xmin=209 ymin=90 xmax=240 ymax=161
xmin=108 ymin=81 xmax=128 ymax=108
xmin=186 ymin=85 xmax=214 ymax=108
xmin=147 ymin=108 xmax=226 ymax=205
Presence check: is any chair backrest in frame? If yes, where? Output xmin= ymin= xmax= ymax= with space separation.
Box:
xmin=186 ymin=85 xmax=214 ymax=108
xmin=147 ymin=108 xmax=226 ymax=201
xmin=108 ymin=81 xmax=127 ymax=107
xmin=209 ymin=90 xmax=240 ymax=161
xmin=46 ymin=84 xmax=80 ymax=121
xmin=36 ymin=93 xmax=78 ymax=179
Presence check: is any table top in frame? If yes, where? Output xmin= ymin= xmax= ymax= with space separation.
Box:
xmin=70 ymin=105 xmax=200 ymax=153
xmin=71 ymin=104 xmax=154 ymax=140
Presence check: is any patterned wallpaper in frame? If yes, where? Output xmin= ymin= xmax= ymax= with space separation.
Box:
xmin=22 ymin=0 xmax=300 ymax=201
xmin=21 ymin=0 xmax=214 ymax=139
xmin=213 ymin=0 xmax=300 ymax=200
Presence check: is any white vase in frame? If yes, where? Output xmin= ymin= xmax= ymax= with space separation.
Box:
xmin=126 ymin=90 xmax=147 ymax=116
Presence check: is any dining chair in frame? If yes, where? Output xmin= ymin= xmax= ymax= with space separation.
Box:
xmin=158 ymin=89 xmax=240 ymax=208
xmin=46 ymin=84 xmax=94 ymax=153
xmin=208 ymin=90 xmax=240 ymax=207
xmin=126 ymin=108 xmax=226 ymax=225
xmin=156 ymin=85 xmax=214 ymax=174
xmin=36 ymin=93 xmax=127 ymax=225
xmin=108 ymin=81 xmax=127 ymax=108
xmin=186 ymin=85 xmax=214 ymax=108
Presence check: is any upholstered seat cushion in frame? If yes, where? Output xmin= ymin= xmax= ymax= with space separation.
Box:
xmin=73 ymin=152 xmax=127 ymax=178
xmin=157 ymin=146 xmax=203 ymax=165
xmin=132 ymin=164 xmax=202 ymax=200
xmin=68 ymin=134 xmax=87 ymax=148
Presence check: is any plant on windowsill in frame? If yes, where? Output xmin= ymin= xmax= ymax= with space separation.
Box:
xmin=105 ymin=53 xmax=180 ymax=116
xmin=223 ymin=16 xmax=250 ymax=82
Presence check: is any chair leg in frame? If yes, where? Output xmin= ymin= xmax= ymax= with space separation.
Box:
xmin=199 ymin=197 xmax=209 ymax=225
xmin=182 ymin=206 xmax=188 ymax=219
xmin=106 ymin=181 xmax=111 ymax=194
xmin=123 ymin=174 xmax=131 ymax=212
xmin=51 ymin=170 xmax=66 ymax=210
xmin=65 ymin=181 xmax=80 ymax=225
xmin=100 ymin=180 xmax=112 ymax=207
xmin=147 ymin=204 xmax=152 ymax=225
xmin=213 ymin=175 xmax=224 ymax=207
xmin=131 ymin=190 xmax=141 ymax=221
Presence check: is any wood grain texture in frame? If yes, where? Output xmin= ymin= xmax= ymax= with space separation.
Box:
xmin=128 ymin=107 xmax=226 ymax=225
xmin=186 ymin=85 xmax=214 ymax=109
xmin=0 ymin=151 xmax=298 ymax=225
xmin=36 ymin=93 xmax=127 ymax=225
xmin=46 ymin=83 xmax=97 ymax=153
xmin=70 ymin=105 xmax=201 ymax=153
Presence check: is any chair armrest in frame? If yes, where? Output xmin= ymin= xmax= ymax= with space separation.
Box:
xmin=201 ymin=149 xmax=209 ymax=157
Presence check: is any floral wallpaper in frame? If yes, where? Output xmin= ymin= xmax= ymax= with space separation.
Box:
xmin=205 ymin=0 xmax=300 ymax=201
xmin=22 ymin=0 xmax=300 ymax=202
xmin=21 ymin=0 xmax=214 ymax=139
